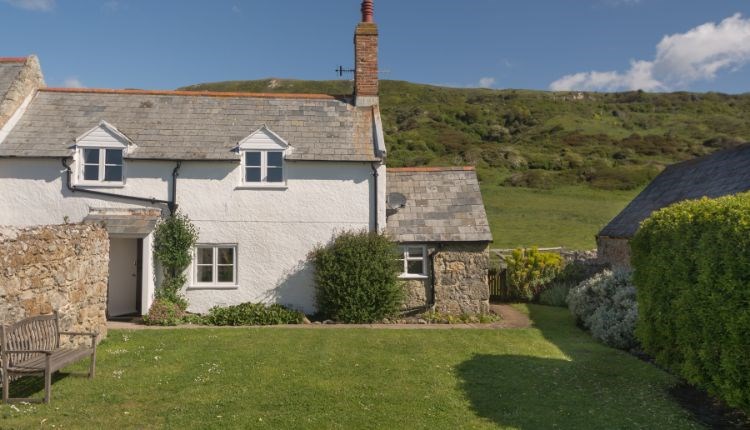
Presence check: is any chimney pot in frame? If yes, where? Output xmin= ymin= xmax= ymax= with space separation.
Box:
xmin=361 ymin=0 xmax=374 ymax=23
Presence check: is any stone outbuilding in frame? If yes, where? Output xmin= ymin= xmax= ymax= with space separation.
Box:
xmin=598 ymin=143 xmax=750 ymax=268
xmin=385 ymin=167 xmax=493 ymax=314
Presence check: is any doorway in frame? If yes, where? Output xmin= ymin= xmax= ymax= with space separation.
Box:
xmin=108 ymin=238 xmax=143 ymax=318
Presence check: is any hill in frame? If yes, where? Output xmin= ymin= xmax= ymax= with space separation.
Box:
xmin=180 ymin=79 xmax=750 ymax=249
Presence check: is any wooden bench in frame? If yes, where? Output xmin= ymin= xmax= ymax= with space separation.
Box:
xmin=1 ymin=312 xmax=97 ymax=404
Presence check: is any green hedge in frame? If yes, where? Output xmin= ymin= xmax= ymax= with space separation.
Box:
xmin=204 ymin=303 xmax=305 ymax=326
xmin=631 ymin=193 xmax=750 ymax=412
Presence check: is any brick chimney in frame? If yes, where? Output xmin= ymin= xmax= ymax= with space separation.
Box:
xmin=354 ymin=0 xmax=378 ymax=106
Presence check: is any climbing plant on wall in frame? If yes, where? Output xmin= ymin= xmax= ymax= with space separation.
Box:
xmin=152 ymin=211 xmax=199 ymax=310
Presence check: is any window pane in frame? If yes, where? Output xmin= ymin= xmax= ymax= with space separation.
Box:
xmin=105 ymin=149 xmax=123 ymax=165
xmin=83 ymin=165 xmax=99 ymax=181
xmin=104 ymin=166 xmax=122 ymax=182
xmin=407 ymin=260 xmax=424 ymax=275
xmin=246 ymin=167 xmax=262 ymax=182
xmin=217 ymin=247 xmax=234 ymax=265
xmin=197 ymin=266 xmax=213 ymax=283
xmin=197 ymin=248 xmax=213 ymax=264
xmin=267 ymin=167 xmax=283 ymax=183
xmin=245 ymin=151 xmax=261 ymax=166
xmin=83 ymin=148 xmax=100 ymax=164
xmin=217 ymin=266 xmax=234 ymax=283
xmin=408 ymin=247 xmax=424 ymax=258
xmin=267 ymin=152 xmax=283 ymax=167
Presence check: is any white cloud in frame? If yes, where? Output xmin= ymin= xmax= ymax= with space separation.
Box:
xmin=478 ymin=77 xmax=496 ymax=88
xmin=63 ymin=77 xmax=85 ymax=88
xmin=2 ymin=0 xmax=55 ymax=11
xmin=231 ymin=4 xmax=241 ymax=14
xmin=550 ymin=13 xmax=750 ymax=92
xmin=102 ymin=0 xmax=119 ymax=12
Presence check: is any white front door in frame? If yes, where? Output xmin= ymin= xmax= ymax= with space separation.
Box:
xmin=108 ymin=238 xmax=139 ymax=317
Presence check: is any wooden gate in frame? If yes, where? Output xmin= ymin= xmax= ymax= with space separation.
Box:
xmin=488 ymin=267 xmax=512 ymax=302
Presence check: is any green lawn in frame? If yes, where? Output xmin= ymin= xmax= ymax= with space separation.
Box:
xmin=482 ymin=185 xmax=640 ymax=250
xmin=1 ymin=306 xmax=700 ymax=429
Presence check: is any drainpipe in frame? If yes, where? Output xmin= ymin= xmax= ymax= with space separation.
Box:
xmin=170 ymin=161 xmax=181 ymax=214
xmin=61 ymin=157 xmax=179 ymax=215
xmin=370 ymin=162 xmax=379 ymax=232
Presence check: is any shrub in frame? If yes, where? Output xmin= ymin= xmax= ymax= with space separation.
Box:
xmin=567 ymin=270 xmax=638 ymax=350
xmin=537 ymin=260 xmax=605 ymax=307
xmin=504 ymin=247 xmax=563 ymax=301
xmin=631 ymin=193 xmax=750 ymax=412
xmin=153 ymin=212 xmax=198 ymax=311
xmin=205 ymin=303 xmax=305 ymax=326
xmin=143 ymin=299 xmax=185 ymax=326
xmin=309 ymin=230 xmax=404 ymax=323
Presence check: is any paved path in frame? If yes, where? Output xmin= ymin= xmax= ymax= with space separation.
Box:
xmin=108 ymin=304 xmax=532 ymax=331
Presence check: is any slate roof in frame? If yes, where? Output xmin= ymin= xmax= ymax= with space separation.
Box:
xmin=599 ymin=143 xmax=750 ymax=238
xmin=385 ymin=167 xmax=493 ymax=243
xmin=0 ymin=88 xmax=380 ymax=161
xmin=0 ymin=59 xmax=25 ymax=101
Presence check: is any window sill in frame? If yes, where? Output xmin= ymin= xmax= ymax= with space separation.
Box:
xmin=399 ymin=274 xmax=429 ymax=280
xmin=75 ymin=182 xmax=125 ymax=189
xmin=187 ymin=285 xmax=239 ymax=291
xmin=235 ymin=184 xmax=288 ymax=190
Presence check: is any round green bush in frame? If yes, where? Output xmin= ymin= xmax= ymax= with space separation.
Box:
xmin=567 ymin=270 xmax=638 ymax=350
xmin=309 ymin=230 xmax=404 ymax=323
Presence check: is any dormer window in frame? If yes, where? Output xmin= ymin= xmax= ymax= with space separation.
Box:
xmin=82 ymin=148 xmax=123 ymax=182
xmin=238 ymin=125 xmax=290 ymax=188
xmin=244 ymin=150 xmax=284 ymax=183
xmin=75 ymin=121 xmax=132 ymax=186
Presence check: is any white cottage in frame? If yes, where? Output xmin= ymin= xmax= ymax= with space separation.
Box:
xmin=0 ymin=1 xmax=492 ymax=318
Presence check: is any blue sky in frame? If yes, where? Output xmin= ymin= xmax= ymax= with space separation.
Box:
xmin=2 ymin=0 xmax=750 ymax=93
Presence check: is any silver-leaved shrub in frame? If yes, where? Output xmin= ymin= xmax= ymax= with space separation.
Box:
xmin=567 ymin=270 xmax=638 ymax=350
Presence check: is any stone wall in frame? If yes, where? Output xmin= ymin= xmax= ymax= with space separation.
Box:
xmin=401 ymin=242 xmax=491 ymax=314
xmin=433 ymin=242 xmax=490 ymax=314
xmin=597 ymin=236 xmax=631 ymax=269
xmin=0 ymin=224 xmax=109 ymax=342
xmin=0 ymin=55 xmax=45 ymax=128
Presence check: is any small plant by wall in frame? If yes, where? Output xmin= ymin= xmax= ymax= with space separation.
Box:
xmin=503 ymin=247 xmax=562 ymax=301
xmin=146 ymin=212 xmax=198 ymax=325
xmin=309 ymin=230 xmax=404 ymax=323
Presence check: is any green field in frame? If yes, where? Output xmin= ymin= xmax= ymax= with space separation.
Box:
xmin=0 ymin=306 xmax=700 ymax=429
xmin=484 ymin=185 xmax=640 ymax=249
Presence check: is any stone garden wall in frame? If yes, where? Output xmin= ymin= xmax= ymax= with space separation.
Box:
xmin=597 ymin=236 xmax=631 ymax=269
xmin=0 ymin=224 xmax=109 ymax=342
xmin=402 ymin=242 xmax=490 ymax=314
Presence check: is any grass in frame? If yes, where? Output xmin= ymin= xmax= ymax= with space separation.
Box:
xmin=482 ymin=185 xmax=640 ymax=249
xmin=1 ymin=306 xmax=702 ymax=429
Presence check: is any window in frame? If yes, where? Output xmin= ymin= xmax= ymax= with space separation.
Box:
xmin=398 ymin=245 xmax=427 ymax=278
xmin=80 ymin=148 xmax=123 ymax=183
xmin=194 ymin=245 xmax=237 ymax=286
xmin=244 ymin=150 xmax=284 ymax=184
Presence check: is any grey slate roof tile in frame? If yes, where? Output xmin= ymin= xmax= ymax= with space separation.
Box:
xmin=0 ymin=89 xmax=379 ymax=162
xmin=385 ymin=168 xmax=493 ymax=243
xmin=599 ymin=143 xmax=750 ymax=238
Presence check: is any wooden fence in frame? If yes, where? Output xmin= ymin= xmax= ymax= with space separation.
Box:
xmin=488 ymin=267 xmax=512 ymax=302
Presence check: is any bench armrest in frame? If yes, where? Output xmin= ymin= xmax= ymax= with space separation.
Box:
xmin=59 ymin=331 xmax=98 ymax=348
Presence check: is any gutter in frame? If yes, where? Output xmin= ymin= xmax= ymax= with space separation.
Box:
xmin=61 ymin=157 xmax=180 ymax=215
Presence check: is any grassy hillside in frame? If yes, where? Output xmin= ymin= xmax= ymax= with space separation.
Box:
xmin=181 ymin=79 xmax=750 ymax=249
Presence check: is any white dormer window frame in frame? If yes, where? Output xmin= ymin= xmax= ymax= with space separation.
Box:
xmin=74 ymin=121 xmax=133 ymax=187
xmin=236 ymin=125 xmax=290 ymax=190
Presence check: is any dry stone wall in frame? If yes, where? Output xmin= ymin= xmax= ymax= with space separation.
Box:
xmin=597 ymin=236 xmax=631 ymax=269
xmin=0 ymin=224 xmax=108 ymax=342
xmin=433 ymin=243 xmax=490 ymax=314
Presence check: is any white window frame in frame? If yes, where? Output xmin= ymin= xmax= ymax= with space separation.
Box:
xmin=191 ymin=244 xmax=239 ymax=289
xmin=241 ymin=150 xmax=286 ymax=186
xmin=78 ymin=147 xmax=125 ymax=186
xmin=398 ymin=245 xmax=428 ymax=279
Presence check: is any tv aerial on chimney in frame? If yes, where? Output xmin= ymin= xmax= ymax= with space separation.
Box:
xmin=335 ymin=66 xmax=355 ymax=77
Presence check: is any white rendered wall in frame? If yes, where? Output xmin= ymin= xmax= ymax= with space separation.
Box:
xmin=0 ymin=157 xmax=380 ymax=314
